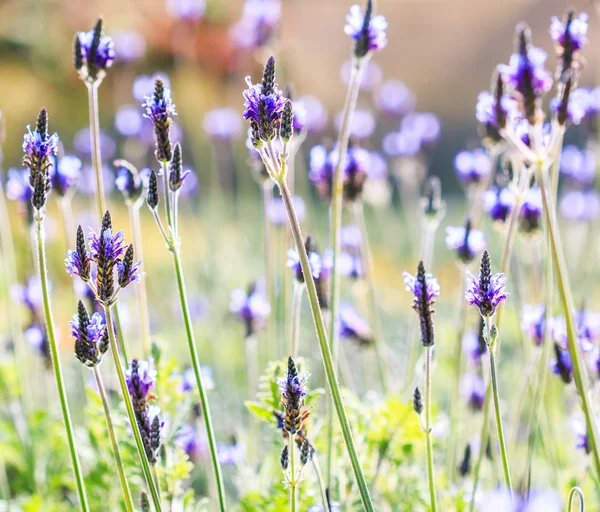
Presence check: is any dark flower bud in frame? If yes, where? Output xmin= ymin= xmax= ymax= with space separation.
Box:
xmin=73 ymin=18 xmax=115 ymax=84
xmin=354 ymin=0 xmax=373 ymax=58
xmin=280 ymin=445 xmax=289 ymax=470
xmin=147 ymin=171 xmax=159 ymax=209
xmin=555 ymin=76 xmax=573 ymax=126
xmin=422 ymin=176 xmax=445 ymax=220
xmin=300 ymin=439 xmax=313 ymax=465
xmin=114 ymin=160 xmax=144 ymax=204
xmin=102 ymin=210 xmax=112 ymax=231
xmin=117 ymin=244 xmax=143 ymax=288
xmin=169 ymin=143 xmax=191 ymax=192
xmin=32 ymin=170 xmax=47 ymax=210
xmin=36 ymin=107 xmax=48 ymax=139
xmin=458 ymin=443 xmax=471 ymax=477
xmin=553 ymin=342 xmax=573 ymax=384
xmin=73 ymin=35 xmax=83 ymax=71
xmin=413 ymin=387 xmax=423 ymax=415
xmin=150 ymin=415 xmax=161 ymax=452
xmin=494 ymin=73 xmax=507 ymax=131
xmin=262 ymin=56 xmax=276 ymax=96
xmin=280 ymin=100 xmax=293 ymax=142
xmin=75 ymin=225 xmax=91 ymax=281
xmin=139 ymin=492 xmax=150 ymax=512
xmin=143 ymin=77 xmax=176 ymax=162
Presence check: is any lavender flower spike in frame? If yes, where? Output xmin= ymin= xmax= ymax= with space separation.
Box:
xmin=65 ymin=226 xmax=91 ymax=281
xmin=445 ymin=220 xmax=486 ymax=264
xmin=344 ymin=0 xmax=388 ymax=58
xmin=70 ymin=300 xmax=108 ymax=367
xmin=143 ymin=77 xmax=177 ymax=162
xmin=73 ymin=18 xmax=115 ymax=84
xmin=465 ymin=250 xmax=507 ymax=319
xmin=550 ymin=11 xmax=588 ymax=78
xmin=277 ymin=357 xmax=311 ymax=434
xmin=403 ymin=262 xmax=440 ymax=347
xmin=242 ymin=56 xmax=286 ymax=143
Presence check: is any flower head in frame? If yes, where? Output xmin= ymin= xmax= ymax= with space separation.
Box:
xmin=550 ymin=87 xmax=587 ymax=125
xmin=519 ymin=187 xmax=543 ymax=233
xmin=475 ymin=84 xmax=518 ymax=144
xmin=344 ymin=1 xmax=388 ymax=57
xmin=51 ymin=155 xmax=81 ymax=197
xmin=287 ymin=237 xmax=322 ymax=283
xmin=550 ymin=11 xmax=588 ymax=77
xmin=521 ymin=304 xmax=545 ymax=346
xmin=175 ymin=424 xmax=205 ymax=461
xmin=277 ymin=357 xmax=311 ymax=434
xmin=462 ymin=324 xmax=487 ymax=361
xmin=168 ymin=143 xmax=192 ymax=192
xmin=143 ymin=77 xmax=177 ymax=162
xmin=125 ymin=358 xmax=157 ymax=400
xmin=551 ymin=342 xmax=573 ymax=384
xmin=461 ymin=373 xmax=485 ymax=411
xmin=70 ymin=301 xmax=108 ymax=367
xmin=115 ymin=162 xmax=144 ymax=204
xmin=403 ymin=262 xmax=440 ymax=347
xmin=73 ymin=18 xmax=115 ymax=84
xmin=230 ymin=281 xmax=271 ymax=337
xmin=466 ymin=250 xmax=507 ymax=318
xmin=445 ymin=222 xmax=486 ymax=264
xmin=454 ymin=148 xmax=492 ymax=186
xmin=243 ymin=56 xmax=286 ymax=143
xmin=339 ymin=304 xmax=373 ymax=346
xmin=484 ymin=186 xmax=516 ymax=223
xmin=229 ymin=0 xmax=281 ymax=50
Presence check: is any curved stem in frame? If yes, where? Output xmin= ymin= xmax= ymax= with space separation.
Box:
xmin=104 ymin=305 xmax=162 ymax=512
xmin=278 ymin=179 xmax=374 ymax=511
xmin=487 ymin=318 xmax=513 ymax=496
xmin=566 ymin=487 xmax=584 ymax=512
xmin=129 ymin=205 xmax=152 ymax=357
xmin=87 ymin=83 xmax=106 ymax=219
xmin=424 ymin=346 xmax=438 ymax=512
xmin=326 ymin=55 xmax=367 ymax=492
xmin=290 ymin=283 xmax=304 ymax=358
xmin=35 ymin=220 xmax=89 ymax=511
xmin=172 ymin=250 xmax=227 ymax=512
xmin=261 ymin=182 xmax=277 ymax=358
xmin=352 ymin=201 xmax=388 ymax=392
xmin=161 ymin=162 xmax=173 ymax=232
xmin=92 ymin=366 xmax=134 ymax=512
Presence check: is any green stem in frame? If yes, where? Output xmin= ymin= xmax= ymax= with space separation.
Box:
xmin=290 ymin=283 xmax=304 ymax=358
xmin=261 ymin=182 xmax=278 ymax=359
xmin=161 ymin=162 xmax=173 ymax=232
xmin=129 ymin=205 xmax=152 ymax=357
xmin=311 ymin=455 xmax=329 ymax=512
xmin=278 ymin=179 xmax=374 ymax=511
xmin=152 ymin=465 xmax=162 ymax=504
xmin=352 ymin=201 xmax=389 ymax=393
xmin=289 ymin=435 xmax=296 ymax=512
xmin=326 ymin=54 xmax=367 ymax=493
xmin=87 ymin=82 xmax=106 ymax=219
xmin=35 ymin=219 xmax=89 ymax=511
xmin=172 ymin=250 xmax=227 ymax=512
xmin=92 ymin=366 xmax=134 ymax=512
xmin=486 ymin=318 xmax=513 ymax=496
xmin=537 ymin=163 xmax=600 ymax=477
xmin=566 ymin=487 xmax=584 ymax=512
xmin=104 ymin=305 xmax=162 ymax=512
xmin=424 ymin=346 xmax=438 ymax=512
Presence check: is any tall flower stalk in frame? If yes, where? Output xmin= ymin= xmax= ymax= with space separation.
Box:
xmin=23 ymin=108 xmax=90 ymax=511
xmin=65 ymin=211 xmax=162 ymax=510
xmin=404 ymin=263 xmax=440 ymax=512
xmin=244 ymin=57 xmax=375 ymax=511
xmin=142 ymin=78 xmax=227 ymax=511
xmin=326 ymin=0 xmax=387 ymax=491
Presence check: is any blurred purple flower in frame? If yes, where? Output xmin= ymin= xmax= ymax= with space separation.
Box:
xmin=6 ymin=168 xmax=32 ymax=204
xmin=339 ymin=303 xmax=373 ymax=346
xmin=203 ymin=108 xmax=243 ymax=141
xmin=498 ymin=45 xmax=552 ymax=101
xmin=340 ymin=59 xmax=382 ymax=92
xmin=560 ymin=145 xmax=595 ymax=187
xmin=230 ymin=281 xmax=271 ymax=336
xmin=484 ymin=186 xmax=515 ymax=223
xmin=11 ymin=277 xmax=44 ymax=313
xmin=115 ymin=105 xmax=144 ymax=138
xmin=344 ymin=4 xmax=388 ymax=53
xmin=475 ymin=90 xmax=518 ymax=138
xmin=294 ymin=95 xmax=328 ymax=134
xmin=521 ymin=304 xmax=545 ymax=346
xmin=462 ymin=330 xmax=486 ymax=361
xmin=229 ymin=0 xmax=281 ymax=49
xmin=112 ymin=30 xmax=146 ymax=62
xmin=217 ymin=439 xmax=247 ymax=465
xmin=334 ymin=109 xmax=376 ymax=139
xmin=366 ymin=151 xmax=388 ymax=180
xmin=165 ymin=0 xmax=206 ymax=20
xmin=461 ymin=373 xmax=485 ymax=411
xmin=374 ymin=79 xmax=415 ymax=117
xmin=551 ymin=342 xmax=573 ymax=384
xmin=51 ymin=155 xmax=82 ymax=197
xmin=266 ymin=196 xmax=306 ymax=225
xmin=400 ymin=112 xmax=441 ymax=147
xmin=180 ymin=366 xmax=214 ymax=393
xmin=74 ymin=128 xmax=116 ymax=160
xmin=176 ymin=424 xmax=205 ymax=460
xmin=519 ymin=187 xmax=543 ymax=233
xmin=454 ymin=148 xmax=492 ymax=186
xmin=75 ymin=27 xmax=115 ymax=76
xmin=477 ymin=489 xmax=562 ymax=512
xmin=382 ymin=129 xmax=421 ymax=158
xmin=287 ymin=246 xmax=322 ymax=281
xmin=560 ymin=189 xmax=600 ymax=221
xmin=550 ymin=12 xmax=588 ymax=51
xmin=445 ymin=225 xmax=486 ymax=263
xmin=77 ymin=165 xmax=115 ymax=196
xmin=550 ymin=87 xmax=587 ymax=125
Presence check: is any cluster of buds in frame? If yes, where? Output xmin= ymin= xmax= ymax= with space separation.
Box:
xmin=73 ymin=18 xmax=115 ymax=85
xmin=70 ymin=300 xmax=109 ymax=367
xmin=65 ymin=211 xmax=143 ymax=306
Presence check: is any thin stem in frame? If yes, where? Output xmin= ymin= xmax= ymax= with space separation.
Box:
xmin=352 ymin=201 xmax=389 ymax=392
xmin=152 ymin=465 xmax=162 ymax=503
xmin=104 ymin=305 xmax=162 ymax=512
xmin=290 ymin=283 xmax=304 ymax=358
xmin=87 ymin=83 xmax=106 ymax=219
xmin=445 ymin=264 xmax=467 ymax=482
xmin=566 ymin=487 xmax=585 ymax=512
xmin=289 ymin=435 xmax=296 ymax=512
xmin=311 ymin=455 xmax=329 ymax=512
xmin=278 ymin=179 xmax=374 ymax=512
xmin=486 ymin=318 xmax=513 ymax=496
xmin=161 ymin=162 xmax=173 ymax=231
xmin=537 ymin=163 xmax=600 ymax=476
xmin=262 ymin=182 xmax=277 ymax=358
xmin=129 ymin=205 xmax=152 ymax=357
xmin=424 ymin=346 xmax=438 ymax=512
xmin=92 ymin=366 xmax=134 ymax=512
xmin=245 ymin=334 xmax=258 ymax=400
xmin=171 ymin=250 xmax=227 ymax=512
xmin=35 ymin=219 xmax=89 ymax=511
xmin=326 ymin=55 xmax=367 ymax=492
xmin=468 ymin=392 xmax=491 ymax=512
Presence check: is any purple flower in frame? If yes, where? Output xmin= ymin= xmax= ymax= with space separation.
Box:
xmin=112 ymin=31 xmax=146 ymax=62
xmin=521 ymin=304 xmax=545 ymax=346
xmin=340 ymin=59 xmax=382 ymax=92
xmin=165 ymin=0 xmax=206 ymax=21
xmin=70 ymin=301 xmax=108 ymax=367
xmin=277 ymin=357 xmax=310 ymax=433
xmin=550 ymin=12 xmax=588 ymax=51
xmin=203 ymin=108 xmax=243 ymax=141
xmin=460 ymin=373 xmax=485 ymax=411
xmin=51 ymin=155 xmax=82 ymax=197
xmin=375 ymin=79 xmax=415 ymax=117
xmin=6 ymin=168 xmax=32 ymax=204
xmin=454 ymin=148 xmax=492 ymax=186
xmin=519 ymin=187 xmax=543 ymax=233
xmin=24 ymin=323 xmax=50 ymax=363
xmin=382 ymin=129 xmax=422 ymax=158
xmin=230 ymin=281 xmax=271 ymax=337
xmin=217 ymin=439 xmax=247 ymax=465
xmin=242 ymin=57 xmax=286 ymax=142
xmin=11 ymin=277 xmax=43 ymax=313
xmin=143 ymin=80 xmax=177 ymax=125
xmin=560 ymin=145 xmax=596 ymax=187
xmin=334 ymin=109 xmax=376 ymax=139
xmin=569 ymin=413 xmax=590 ymax=453
xmin=23 ymin=128 xmax=59 ymax=161
xmin=404 ymin=262 xmax=440 ymax=347
xmin=445 ymin=224 xmax=486 ymax=264
xmin=550 ymin=87 xmax=587 ymax=125
xmin=292 ymin=100 xmax=307 ymax=133
xmin=176 ymin=425 xmax=205 ymax=461
xmin=400 ymin=112 xmax=441 ymax=147
xmin=339 ymin=304 xmax=373 ymax=346
xmin=287 ymin=245 xmax=322 ymax=283
xmin=74 ymin=20 xmax=115 ymax=83
xmin=344 ymin=4 xmax=388 ymax=55
xmin=125 ymin=358 xmax=157 ymax=399
xmin=462 ymin=329 xmax=486 ymax=361
xmin=475 ymin=90 xmax=517 ymax=140
xmin=180 ymin=366 xmax=214 ymax=393
xmin=484 ymin=186 xmax=516 ymax=223
xmin=115 ymin=165 xmax=144 ymax=204
xmin=266 ymin=196 xmax=306 ymax=225
xmin=465 ymin=251 xmax=507 ymax=318
xmin=551 ymin=342 xmax=573 ymax=384
xmin=229 ymin=0 xmax=280 ymax=49
xmin=117 ymin=246 xmax=144 ymax=288
xmin=115 ymin=105 xmax=144 ymax=138
xmin=560 ymin=189 xmax=600 ymax=221
xmin=74 ymin=128 xmax=116 ymax=160
xmin=294 ymin=96 xmax=328 ymax=134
